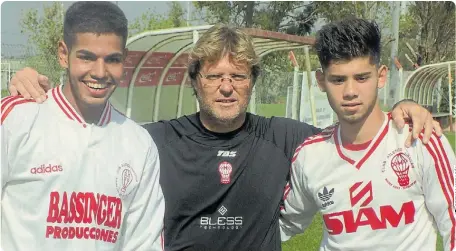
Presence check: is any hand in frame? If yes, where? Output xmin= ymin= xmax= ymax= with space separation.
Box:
xmin=8 ymin=67 xmax=51 ymax=103
xmin=391 ymin=100 xmax=443 ymax=147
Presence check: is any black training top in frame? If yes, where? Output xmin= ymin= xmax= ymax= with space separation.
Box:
xmin=142 ymin=113 xmax=321 ymax=251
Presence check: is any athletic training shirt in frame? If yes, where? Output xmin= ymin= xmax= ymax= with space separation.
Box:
xmin=1 ymin=85 xmax=165 ymax=251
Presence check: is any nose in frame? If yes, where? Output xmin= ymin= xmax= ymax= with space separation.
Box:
xmin=90 ymin=58 xmax=107 ymax=80
xmin=219 ymin=80 xmax=234 ymax=96
xmin=343 ymin=79 xmax=358 ymax=99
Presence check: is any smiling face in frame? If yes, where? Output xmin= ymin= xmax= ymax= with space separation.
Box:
xmin=316 ymin=56 xmax=387 ymax=125
xmin=195 ymin=55 xmax=253 ymax=132
xmin=59 ymin=32 xmax=125 ymax=113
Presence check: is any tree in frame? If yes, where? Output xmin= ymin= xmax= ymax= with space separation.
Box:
xmin=313 ymin=1 xmax=455 ymax=68
xmin=408 ymin=2 xmax=455 ymax=64
xmin=282 ymin=4 xmax=318 ymax=36
xmin=314 ymin=1 xmax=390 ymax=22
xmin=129 ymin=2 xmax=186 ymax=36
xmin=194 ymin=1 xmax=316 ymax=32
xmin=193 ymin=1 xmax=318 ymax=103
xmin=193 ymin=1 xmax=251 ymax=27
xmin=20 ymin=2 xmax=64 ymax=85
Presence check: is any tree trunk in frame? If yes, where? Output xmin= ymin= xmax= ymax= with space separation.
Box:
xmin=244 ymin=1 xmax=255 ymax=27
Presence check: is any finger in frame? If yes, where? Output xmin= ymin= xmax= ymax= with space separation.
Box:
xmin=38 ymin=75 xmax=51 ymax=90
xmin=13 ymin=77 xmax=31 ymax=100
xmin=36 ymin=75 xmax=48 ymax=95
xmin=391 ymin=110 xmax=405 ymax=129
xmin=411 ymin=116 xmax=422 ymax=141
xmin=34 ymin=75 xmax=50 ymax=102
xmin=29 ymin=80 xmax=45 ymax=102
xmin=21 ymin=74 xmax=44 ymax=101
xmin=405 ymin=129 xmax=413 ymax=148
xmin=432 ymin=120 xmax=443 ymax=137
xmin=8 ymin=78 xmax=18 ymax=96
xmin=421 ymin=116 xmax=433 ymax=144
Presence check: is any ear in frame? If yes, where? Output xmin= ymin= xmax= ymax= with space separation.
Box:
xmin=315 ymin=68 xmax=326 ymax=92
xmin=377 ymin=65 xmax=388 ymax=89
xmin=58 ymin=40 xmax=69 ymax=69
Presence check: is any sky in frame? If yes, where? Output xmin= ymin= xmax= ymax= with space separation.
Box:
xmin=1 ymin=1 xmax=197 ymax=57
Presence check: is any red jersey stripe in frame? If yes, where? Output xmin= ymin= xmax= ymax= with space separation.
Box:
xmin=52 ymin=88 xmax=73 ymax=121
xmin=433 ymin=132 xmax=455 ymax=184
xmin=356 ymin=124 xmax=389 ymax=169
xmin=429 ymin=136 xmax=454 ymax=199
xmin=334 ymin=129 xmax=356 ymax=165
xmin=55 ymin=85 xmax=84 ymax=124
xmin=1 ymin=98 xmax=36 ymax=124
xmin=1 ymin=96 xmax=22 ymax=113
xmin=423 ymin=136 xmax=456 ymax=250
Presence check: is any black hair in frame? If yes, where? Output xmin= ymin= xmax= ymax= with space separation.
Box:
xmin=63 ymin=1 xmax=128 ymax=50
xmin=315 ymin=18 xmax=381 ymax=69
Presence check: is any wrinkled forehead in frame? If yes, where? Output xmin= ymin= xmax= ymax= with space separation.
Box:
xmin=201 ymin=54 xmax=250 ymax=73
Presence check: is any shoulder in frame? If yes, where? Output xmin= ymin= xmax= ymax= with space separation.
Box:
xmin=302 ymin=123 xmax=337 ymax=145
xmin=110 ymin=108 xmax=157 ymax=150
xmin=265 ymin=115 xmax=322 ymax=135
xmin=141 ymin=114 xmax=199 ymax=147
xmin=292 ymin=123 xmax=337 ymax=160
xmin=246 ymin=114 xmax=321 ymax=135
xmin=1 ymin=95 xmax=42 ymax=128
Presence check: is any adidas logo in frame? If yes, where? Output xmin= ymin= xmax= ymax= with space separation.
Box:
xmin=318 ymin=186 xmax=334 ymax=208
xmin=30 ymin=164 xmax=63 ymax=174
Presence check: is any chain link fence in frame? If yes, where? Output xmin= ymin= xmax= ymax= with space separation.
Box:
xmin=1 ymin=43 xmax=64 ymax=97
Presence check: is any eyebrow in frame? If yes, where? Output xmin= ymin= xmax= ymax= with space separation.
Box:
xmin=329 ymin=72 xmax=372 ymax=78
xmin=76 ymin=49 xmax=123 ymax=58
xmin=354 ymin=72 xmax=372 ymax=77
xmin=328 ymin=74 xmax=346 ymax=79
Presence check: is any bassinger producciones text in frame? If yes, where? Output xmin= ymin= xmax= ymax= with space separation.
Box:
xmin=46 ymin=191 xmax=122 ymax=243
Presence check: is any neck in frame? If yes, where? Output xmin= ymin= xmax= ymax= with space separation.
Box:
xmin=62 ymin=84 xmax=105 ymax=124
xmin=199 ymin=112 xmax=246 ymax=133
xmin=339 ymin=105 xmax=385 ymax=145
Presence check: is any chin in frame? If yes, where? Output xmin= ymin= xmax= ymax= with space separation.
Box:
xmin=216 ymin=113 xmax=240 ymax=123
xmin=81 ymin=95 xmax=109 ymax=107
xmin=340 ymin=113 xmax=366 ymax=125
xmin=214 ymin=110 xmax=244 ymax=124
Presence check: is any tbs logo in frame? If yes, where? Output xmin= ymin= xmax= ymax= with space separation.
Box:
xmin=30 ymin=164 xmax=63 ymax=174
xmin=217 ymin=151 xmax=237 ymax=157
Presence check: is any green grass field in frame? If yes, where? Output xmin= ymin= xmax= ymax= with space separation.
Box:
xmin=446 ymin=132 xmax=455 ymax=151
xmin=282 ymin=132 xmax=455 ymax=251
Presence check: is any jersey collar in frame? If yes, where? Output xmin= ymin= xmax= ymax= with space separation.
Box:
xmin=334 ymin=112 xmax=390 ymax=169
xmin=51 ymin=85 xmax=112 ymax=127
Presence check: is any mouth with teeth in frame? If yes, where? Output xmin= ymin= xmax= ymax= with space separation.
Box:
xmin=81 ymin=80 xmax=112 ymax=98
xmin=84 ymin=82 xmax=108 ymax=90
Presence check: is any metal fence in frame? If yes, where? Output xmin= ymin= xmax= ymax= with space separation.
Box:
xmin=251 ymin=70 xmax=334 ymax=128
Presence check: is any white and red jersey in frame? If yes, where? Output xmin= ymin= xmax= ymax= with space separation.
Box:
xmin=1 ymin=85 xmax=165 ymax=251
xmin=280 ymin=112 xmax=456 ymax=251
